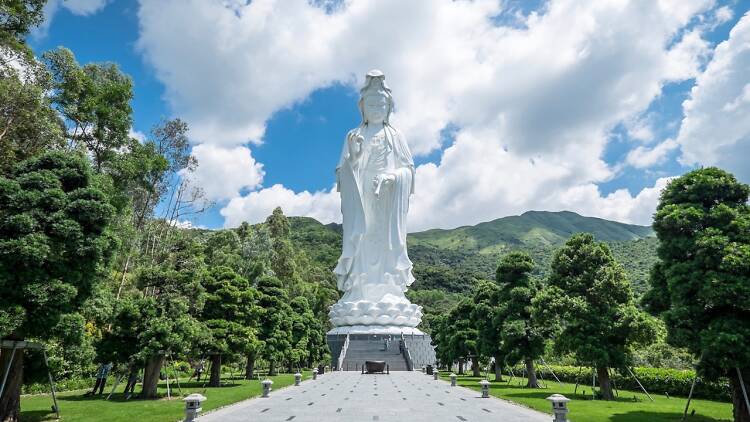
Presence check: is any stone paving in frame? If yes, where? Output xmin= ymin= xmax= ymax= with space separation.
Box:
xmin=198 ymin=371 xmax=550 ymax=422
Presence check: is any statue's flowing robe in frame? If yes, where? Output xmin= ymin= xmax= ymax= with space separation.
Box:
xmin=334 ymin=124 xmax=415 ymax=301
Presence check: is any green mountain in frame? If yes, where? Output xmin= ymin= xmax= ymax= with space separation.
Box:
xmin=287 ymin=210 xmax=657 ymax=295
xmin=410 ymin=210 xmax=653 ymax=253
xmin=284 ymin=210 xmax=658 ymax=331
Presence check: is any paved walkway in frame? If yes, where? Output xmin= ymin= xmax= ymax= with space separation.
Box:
xmin=198 ymin=371 xmax=550 ymax=422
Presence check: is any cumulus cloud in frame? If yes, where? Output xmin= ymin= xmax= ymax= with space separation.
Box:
xmin=626 ymin=139 xmax=679 ymax=169
xmin=34 ymin=0 xmax=109 ymax=37
xmin=60 ymin=0 xmax=110 ymax=15
xmin=134 ymin=0 xmax=720 ymax=228
xmin=221 ymin=184 xmax=340 ymax=228
xmin=553 ymin=177 xmax=672 ymax=227
xmin=676 ymin=11 xmax=750 ymax=181
xmin=186 ymin=144 xmax=265 ymax=202
xmin=128 ymin=128 xmax=147 ymax=143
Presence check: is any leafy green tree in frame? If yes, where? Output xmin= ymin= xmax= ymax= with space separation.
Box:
xmin=97 ymin=297 xmax=144 ymax=368
xmin=0 ymin=152 xmax=115 ymax=420
xmin=43 ymin=47 xmax=133 ymax=173
xmin=0 ymin=0 xmax=45 ymax=46
xmin=288 ymin=297 xmax=313 ymax=372
xmin=448 ymin=299 xmax=481 ymax=376
xmin=430 ymin=314 xmax=456 ymax=370
xmin=113 ymin=118 xmax=192 ymax=298
xmin=134 ymin=234 xmax=207 ymax=398
xmin=495 ymin=252 xmax=548 ymax=388
xmin=201 ymin=265 xmax=260 ymax=387
xmin=266 ymin=207 xmax=301 ymax=292
xmin=471 ymin=280 xmax=504 ymax=381
xmin=294 ymin=251 xmax=339 ymax=323
xmin=536 ymin=233 xmax=656 ymax=400
xmin=0 ymin=62 xmax=64 ymax=173
xmin=256 ymin=275 xmax=293 ymax=375
xmin=643 ymin=168 xmax=750 ymax=422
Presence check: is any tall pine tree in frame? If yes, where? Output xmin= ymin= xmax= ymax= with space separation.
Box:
xmin=537 ymin=233 xmax=656 ymax=400
xmin=643 ymin=168 xmax=750 ymax=422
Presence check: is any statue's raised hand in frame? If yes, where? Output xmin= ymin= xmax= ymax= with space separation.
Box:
xmin=373 ymin=172 xmax=396 ymax=197
xmin=347 ymin=132 xmax=365 ymax=156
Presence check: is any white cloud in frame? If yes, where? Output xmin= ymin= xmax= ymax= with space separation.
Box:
xmin=135 ymin=0 xmax=720 ymax=228
xmin=715 ymin=6 xmax=734 ymax=25
xmin=556 ymin=177 xmax=672 ymax=226
xmin=221 ymin=184 xmax=340 ymax=228
xmin=625 ymin=114 xmax=656 ymax=143
xmin=61 ymin=0 xmax=110 ymax=15
xmin=186 ymin=144 xmax=265 ymax=202
xmin=34 ymin=0 xmax=109 ymax=37
xmin=626 ymin=138 xmax=679 ymax=169
xmin=128 ymin=128 xmax=147 ymax=143
xmin=170 ymin=219 xmax=208 ymax=230
xmin=677 ymin=11 xmax=750 ymax=181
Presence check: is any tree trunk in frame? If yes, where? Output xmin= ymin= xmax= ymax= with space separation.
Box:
xmin=471 ymin=356 xmax=481 ymax=377
xmin=525 ymin=358 xmax=539 ymax=388
xmin=597 ymin=366 xmax=614 ymax=400
xmin=730 ymin=368 xmax=750 ymax=422
xmin=209 ymin=354 xmax=222 ymax=387
xmin=493 ymin=354 xmax=503 ymax=382
xmin=244 ymin=354 xmax=256 ymax=380
xmin=0 ymin=346 xmax=23 ymax=422
xmin=268 ymin=360 xmax=277 ymax=376
xmin=141 ymin=355 xmax=165 ymax=399
xmin=458 ymin=359 xmax=464 ymax=375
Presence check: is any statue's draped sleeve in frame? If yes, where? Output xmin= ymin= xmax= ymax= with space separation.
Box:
xmin=334 ymin=128 xmax=365 ymax=291
xmin=386 ymin=126 xmax=415 ymax=290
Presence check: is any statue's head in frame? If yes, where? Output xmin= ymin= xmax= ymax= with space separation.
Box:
xmin=359 ymin=69 xmax=393 ymax=125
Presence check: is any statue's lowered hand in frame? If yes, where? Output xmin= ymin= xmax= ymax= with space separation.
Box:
xmin=373 ymin=173 xmax=396 ymax=197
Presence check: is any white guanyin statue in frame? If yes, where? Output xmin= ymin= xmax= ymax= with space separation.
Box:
xmin=328 ymin=69 xmax=423 ymax=334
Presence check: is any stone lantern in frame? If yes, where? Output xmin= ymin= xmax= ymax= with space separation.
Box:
xmin=479 ymin=379 xmax=490 ymax=398
xmin=312 ymin=368 xmax=318 ymax=380
xmin=450 ymin=373 xmax=457 ymax=387
xmin=546 ymin=394 xmax=571 ymax=422
xmin=182 ymin=393 xmax=206 ymax=422
xmin=294 ymin=372 xmax=302 ymax=386
xmin=261 ymin=379 xmax=274 ymax=397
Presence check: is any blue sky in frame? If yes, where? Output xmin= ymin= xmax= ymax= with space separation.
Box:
xmin=29 ymin=0 xmax=750 ymax=230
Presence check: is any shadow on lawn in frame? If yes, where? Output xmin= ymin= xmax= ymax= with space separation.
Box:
xmin=174 ymin=381 xmax=243 ymax=389
xmin=18 ymin=409 xmax=57 ymax=422
xmin=609 ymin=411 xmax=729 ymax=422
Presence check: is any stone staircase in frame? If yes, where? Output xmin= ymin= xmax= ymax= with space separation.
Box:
xmin=340 ymin=337 xmax=409 ymax=371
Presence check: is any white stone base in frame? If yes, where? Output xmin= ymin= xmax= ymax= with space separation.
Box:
xmin=326 ymin=325 xmax=425 ymax=335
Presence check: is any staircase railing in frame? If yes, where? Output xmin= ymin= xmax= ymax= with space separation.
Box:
xmin=400 ymin=333 xmax=414 ymax=371
xmin=337 ymin=334 xmax=349 ymax=371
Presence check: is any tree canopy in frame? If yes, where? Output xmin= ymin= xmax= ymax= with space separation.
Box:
xmin=644 ymin=167 xmax=750 ymax=421
xmin=535 ymin=233 xmax=657 ymax=399
xmin=496 ymin=252 xmax=548 ymax=387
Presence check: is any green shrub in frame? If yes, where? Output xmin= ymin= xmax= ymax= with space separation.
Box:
xmin=22 ymin=377 xmax=94 ymax=395
xmin=529 ymin=365 xmax=730 ymax=402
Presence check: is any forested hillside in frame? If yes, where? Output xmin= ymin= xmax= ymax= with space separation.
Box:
xmin=283 ymin=211 xmax=659 ymax=328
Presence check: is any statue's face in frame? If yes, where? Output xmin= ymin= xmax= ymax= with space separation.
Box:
xmin=363 ymin=94 xmax=388 ymax=124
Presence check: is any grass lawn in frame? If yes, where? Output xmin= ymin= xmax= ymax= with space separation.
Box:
xmin=20 ymin=371 xmax=310 ymax=422
xmin=441 ymin=373 xmax=734 ymax=422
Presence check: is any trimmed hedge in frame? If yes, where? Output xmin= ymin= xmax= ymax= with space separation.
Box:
xmin=530 ymin=365 xmax=730 ymax=402
xmin=22 ymin=377 xmax=95 ymax=395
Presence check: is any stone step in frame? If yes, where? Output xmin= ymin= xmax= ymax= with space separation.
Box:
xmin=340 ymin=338 xmax=410 ymax=371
